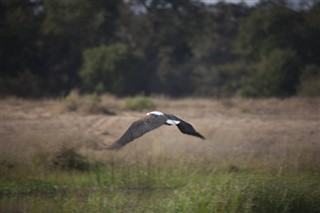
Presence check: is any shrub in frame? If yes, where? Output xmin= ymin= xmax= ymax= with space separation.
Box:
xmin=51 ymin=147 xmax=91 ymax=172
xmin=64 ymin=90 xmax=81 ymax=111
xmin=239 ymin=49 xmax=301 ymax=97
xmin=125 ymin=96 xmax=156 ymax=111
xmin=298 ymin=65 xmax=320 ymax=97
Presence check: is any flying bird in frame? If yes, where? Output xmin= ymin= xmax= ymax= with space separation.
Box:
xmin=107 ymin=111 xmax=205 ymax=150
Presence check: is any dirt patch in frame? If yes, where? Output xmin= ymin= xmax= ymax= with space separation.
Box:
xmin=1 ymin=97 xmax=319 ymax=170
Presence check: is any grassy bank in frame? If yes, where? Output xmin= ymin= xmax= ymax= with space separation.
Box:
xmin=1 ymin=158 xmax=320 ymax=213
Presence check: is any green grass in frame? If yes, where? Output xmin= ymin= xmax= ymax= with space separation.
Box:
xmin=1 ymin=157 xmax=320 ymax=213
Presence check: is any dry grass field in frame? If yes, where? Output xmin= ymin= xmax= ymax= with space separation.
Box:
xmin=1 ymin=95 xmax=320 ymax=212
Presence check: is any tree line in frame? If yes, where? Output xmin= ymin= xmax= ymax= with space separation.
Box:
xmin=1 ymin=0 xmax=319 ymax=98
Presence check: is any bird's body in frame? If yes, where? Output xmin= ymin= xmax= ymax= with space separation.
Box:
xmin=107 ymin=111 xmax=205 ymax=150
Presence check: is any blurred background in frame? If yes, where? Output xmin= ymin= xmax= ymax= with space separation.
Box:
xmin=1 ymin=0 xmax=320 ymax=98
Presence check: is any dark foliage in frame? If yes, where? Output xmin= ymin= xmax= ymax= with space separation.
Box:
xmin=51 ymin=147 xmax=91 ymax=172
xmin=1 ymin=0 xmax=319 ymax=98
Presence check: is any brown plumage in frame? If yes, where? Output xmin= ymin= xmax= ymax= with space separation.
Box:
xmin=107 ymin=111 xmax=205 ymax=150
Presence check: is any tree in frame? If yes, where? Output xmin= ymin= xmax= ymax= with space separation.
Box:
xmin=0 ymin=0 xmax=121 ymax=97
xmin=236 ymin=2 xmax=320 ymax=97
xmin=0 ymin=0 xmax=45 ymax=96
xmin=116 ymin=0 xmax=206 ymax=95
xmin=2 ymin=0 xmax=319 ymax=98
xmin=39 ymin=0 xmax=121 ymax=94
xmin=236 ymin=5 xmax=300 ymax=60
xmin=79 ymin=43 xmax=145 ymax=95
xmin=240 ymin=49 xmax=301 ymax=97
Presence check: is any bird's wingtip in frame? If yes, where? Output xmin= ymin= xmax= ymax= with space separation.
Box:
xmin=196 ymin=132 xmax=205 ymax=140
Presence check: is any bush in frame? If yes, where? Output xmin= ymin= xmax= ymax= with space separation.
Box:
xmin=64 ymin=90 xmax=81 ymax=111
xmin=239 ymin=49 xmax=301 ymax=97
xmin=298 ymin=65 xmax=320 ymax=97
xmin=51 ymin=147 xmax=91 ymax=172
xmin=125 ymin=96 xmax=156 ymax=111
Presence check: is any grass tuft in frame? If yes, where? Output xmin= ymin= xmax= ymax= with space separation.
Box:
xmin=63 ymin=90 xmax=115 ymax=114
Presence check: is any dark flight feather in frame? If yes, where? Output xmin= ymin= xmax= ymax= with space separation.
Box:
xmin=107 ymin=114 xmax=167 ymax=150
xmin=176 ymin=120 xmax=205 ymax=139
xmin=166 ymin=114 xmax=205 ymax=139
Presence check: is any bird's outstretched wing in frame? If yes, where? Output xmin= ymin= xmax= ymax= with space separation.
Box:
xmin=107 ymin=114 xmax=167 ymax=150
xmin=176 ymin=119 xmax=205 ymax=139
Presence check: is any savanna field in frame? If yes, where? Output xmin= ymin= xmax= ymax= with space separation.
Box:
xmin=1 ymin=94 xmax=320 ymax=213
